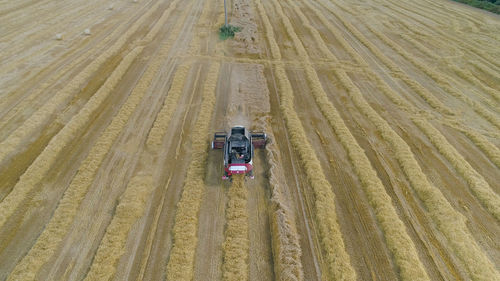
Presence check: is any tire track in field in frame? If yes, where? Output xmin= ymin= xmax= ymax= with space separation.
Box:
xmin=129 ymin=60 xmax=193 ymax=281
xmin=278 ymin=0 xmax=431 ymax=279
xmin=0 ymin=1 xmax=160 ymax=200
xmin=0 ymin=0 xmax=153 ymax=93
xmin=412 ymin=118 xmax=500 ymax=221
xmin=256 ymin=0 xmax=357 ymax=279
xmin=0 ymin=0 xmax=179 ymax=203
xmin=470 ymin=60 xmax=500 ymax=91
xmin=0 ymin=0 xmax=84 ymax=41
xmin=388 ymin=0 xmax=498 ymax=49
xmin=0 ymin=0 xmax=46 ymax=17
xmin=5 ymin=45 xmax=145 ymax=281
xmin=296 ymin=4 xmax=463 ymax=279
xmin=82 ymin=173 xmax=155 ymax=281
xmin=112 ymin=1 xmax=207 ymax=278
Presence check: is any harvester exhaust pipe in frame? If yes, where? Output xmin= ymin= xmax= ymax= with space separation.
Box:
xmin=224 ymin=0 xmax=228 ymax=27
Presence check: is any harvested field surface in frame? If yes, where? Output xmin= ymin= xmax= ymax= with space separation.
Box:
xmin=0 ymin=0 xmax=499 ymax=280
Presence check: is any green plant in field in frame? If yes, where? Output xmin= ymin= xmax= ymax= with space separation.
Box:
xmin=219 ymin=25 xmax=241 ymax=40
xmin=452 ymin=0 xmax=500 ymax=14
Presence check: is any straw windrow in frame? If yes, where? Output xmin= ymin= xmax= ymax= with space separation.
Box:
xmin=165 ymin=62 xmax=220 ymax=281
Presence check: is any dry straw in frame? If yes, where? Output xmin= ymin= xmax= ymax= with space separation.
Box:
xmin=382 ymin=0 xmax=500 ymax=70
xmin=275 ymin=61 xmax=356 ymax=281
xmin=7 ymin=45 xmax=147 ymax=281
xmin=325 ymin=29 xmax=500 ymax=281
xmin=146 ymin=63 xmax=190 ymax=151
xmin=307 ymin=1 xmax=500 ymax=279
xmin=457 ymin=128 xmax=500 ymax=168
xmin=366 ymin=25 xmax=500 ymax=129
xmin=470 ymin=60 xmax=500 ymax=89
xmin=83 ymin=174 xmax=154 ymax=281
xmin=326 ymin=0 xmax=500 ymax=219
xmin=316 ymin=0 xmax=454 ymax=116
xmin=413 ymin=118 xmax=500 ymax=221
xmin=259 ymin=0 xmax=358 ymax=279
xmin=396 ymin=21 xmax=499 ymax=104
xmin=336 ymin=56 xmax=500 ymax=281
xmin=84 ymin=62 xmax=191 ymax=281
xmin=310 ymin=0 xmax=500 ymax=175
xmin=266 ymin=129 xmax=304 ymax=281
xmin=0 ymin=46 xmax=143 ymax=233
xmin=222 ymin=175 xmax=249 ymax=281
xmin=0 ymin=0 xmax=164 ymax=131
xmin=7 ymin=1 xmax=186 ymax=277
xmin=285 ymin=1 xmax=430 ymax=280
xmin=143 ymin=0 xmax=181 ymax=42
xmin=165 ymin=62 xmax=220 ymax=281
xmin=255 ymin=0 xmax=281 ymax=60
xmin=0 ymin=0 xmax=165 ymax=163
xmin=256 ymin=0 xmax=356 ymax=279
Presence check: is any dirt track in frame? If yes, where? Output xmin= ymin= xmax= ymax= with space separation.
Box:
xmin=0 ymin=0 xmax=499 ymax=280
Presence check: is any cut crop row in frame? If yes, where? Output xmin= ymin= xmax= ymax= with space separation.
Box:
xmin=256 ymin=0 xmax=357 ymax=279
xmin=6 ymin=0 xmax=187 ymax=277
xmin=6 ymin=45 xmax=145 ymax=281
xmin=316 ymin=0 xmax=500 ymax=221
xmin=397 ymin=31 xmax=499 ymax=105
xmin=0 ymin=46 xmax=143 ymax=231
xmin=371 ymin=0 xmax=500 ymax=70
xmin=83 ymin=174 xmax=155 ymax=281
xmin=413 ymin=118 xmax=500 ymax=221
xmin=265 ymin=129 xmax=304 ymax=281
xmin=0 ymin=0 xmax=165 ymax=163
xmin=364 ymin=24 xmax=500 ymax=128
xmin=278 ymin=1 xmax=431 ymax=279
xmin=0 ymin=0 xmax=156 ymax=134
xmin=313 ymin=4 xmax=500 ymax=279
xmin=321 ymin=0 xmax=455 ymax=116
xmin=222 ymin=175 xmax=249 ymax=281
xmin=146 ymin=63 xmax=191 ymax=152
xmin=312 ymin=0 xmax=500 ymax=188
xmin=165 ymin=62 xmax=220 ymax=281
xmin=82 ymin=60 xmax=192 ymax=280
xmin=316 ymin=1 xmax=500 ymax=279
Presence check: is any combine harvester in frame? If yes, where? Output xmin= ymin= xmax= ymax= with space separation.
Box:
xmin=212 ymin=126 xmax=267 ymax=180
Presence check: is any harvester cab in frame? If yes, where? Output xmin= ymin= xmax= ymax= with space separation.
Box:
xmin=211 ymin=126 xmax=267 ymax=180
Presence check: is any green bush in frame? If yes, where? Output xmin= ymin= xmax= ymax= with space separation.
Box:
xmin=219 ymin=25 xmax=241 ymax=40
xmin=452 ymin=0 xmax=500 ymax=14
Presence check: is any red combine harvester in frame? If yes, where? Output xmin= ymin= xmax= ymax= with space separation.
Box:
xmin=211 ymin=126 xmax=267 ymax=180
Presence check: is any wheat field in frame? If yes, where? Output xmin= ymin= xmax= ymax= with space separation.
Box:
xmin=0 ymin=0 xmax=499 ymax=280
